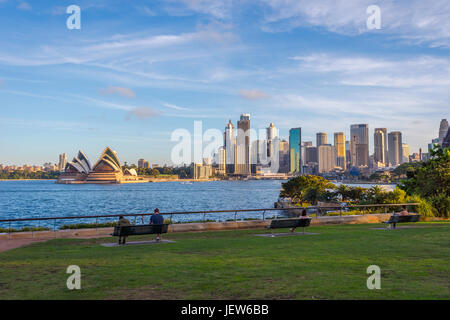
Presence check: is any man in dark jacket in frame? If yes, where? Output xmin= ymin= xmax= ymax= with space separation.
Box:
xmin=150 ymin=208 xmax=164 ymax=241
xmin=117 ymin=215 xmax=131 ymax=244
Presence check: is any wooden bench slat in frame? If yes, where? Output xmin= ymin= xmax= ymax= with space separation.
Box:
xmin=113 ymin=224 xmax=169 ymax=237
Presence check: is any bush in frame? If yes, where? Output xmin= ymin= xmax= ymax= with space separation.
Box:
xmin=60 ymin=222 xmax=117 ymax=230
xmin=405 ymin=195 xmax=437 ymax=218
xmin=428 ymin=194 xmax=450 ymax=218
xmin=0 ymin=226 xmax=50 ymax=233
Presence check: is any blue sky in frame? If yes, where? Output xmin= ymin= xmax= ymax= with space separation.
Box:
xmin=0 ymin=0 xmax=449 ymax=166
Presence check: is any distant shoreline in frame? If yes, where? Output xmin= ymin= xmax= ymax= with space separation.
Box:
xmin=0 ymin=179 xmax=57 ymax=181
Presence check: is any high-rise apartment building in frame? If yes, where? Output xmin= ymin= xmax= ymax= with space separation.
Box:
xmin=350 ymin=124 xmax=369 ymax=167
xmin=316 ymin=132 xmax=327 ymax=147
xmin=374 ymin=128 xmax=388 ymax=166
xmin=289 ymin=128 xmax=302 ymax=173
xmin=334 ymin=132 xmax=346 ymax=170
xmin=138 ymin=159 xmax=145 ymax=169
xmin=235 ymin=114 xmax=251 ymax=175
xmin=388 ymin=131 xmax=403 ymax=166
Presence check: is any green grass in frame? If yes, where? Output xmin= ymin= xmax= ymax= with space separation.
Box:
xmin=0 ymin=222 xmax=449 ymax=300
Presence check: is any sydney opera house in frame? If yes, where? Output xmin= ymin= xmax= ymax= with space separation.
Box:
xmin=57 ymin=147 xmax=145 ymax=184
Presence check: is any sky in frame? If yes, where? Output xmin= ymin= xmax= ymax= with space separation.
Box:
xmin=0 ymin=0 xmax=449 ymax=166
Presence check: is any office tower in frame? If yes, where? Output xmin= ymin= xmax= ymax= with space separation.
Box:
xmin=278 ymin=139 xmax=289 ymax=173
xmin=356 ymin=144 xmax=369 ymax=167
xmin=316 ymin=132 xmax=327 ymax=147
xmin=217 ymin=147 xmax=226 ymax=175
xmin=224 ymin=120 xmax=236 ymax=174
xmin=305 ymin=146 xmax=318 ymax=164
xmin=236 ymin=114 xmax=251 ymax=175
xmin=58 ymin=153 xmax=67 ymax=171
xmin=388 ymin=131 xmax=403 ymax=166
xmin=402 ymin=144 xmax=410 ymax=163
xmin=317 ymin=144 xmax=336 ymax=173
xmin=334 ymin=132 xmax=346 ymax=170
xmin=251 ymin=139 xmax=264 ymax=171
xmin=144 ymin=161 xmax=149 ymax=169
xmin=266 ymin=122 xmax=277 ymax=157
xmin=289 ymin=128 xmax=302 ymax=173
xmin=439 ymin=119 xmax=449 ymax=145
xmin=350 ymin=124 xmax=369 ymax=167
xmin=345 ymin=140 xmax=351 ymax=169
xmin=374 ymin=128 xmax=388 ymax=166
xmin=138 ymin=159 xmax=145 ymax=169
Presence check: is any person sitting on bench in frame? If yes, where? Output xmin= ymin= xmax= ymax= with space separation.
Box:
xmin=398 ymin=205 xmax=409 ymax=216
xmin=117 ymin=215 xmax=131 ymax=244
xmin=150 ymin=208 xmax=165 ymax=241
xmin=290 ymin=209 xmax=308 ymax=233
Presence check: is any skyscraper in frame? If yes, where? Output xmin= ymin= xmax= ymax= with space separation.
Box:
xmin=374 ymin=128 xmax=388 ymax=166
xmin=317 ymin=144 xmax=336 ymax=173
xmin=236 ymin=114 xmax=251 ymax=175
xmin=58 ymin=153 xmax=67 ymax=172
xmin=224 ymin=120 xmax=236 ymax=174
xmin=439 ymin=119 xmax=449 ymax=146
xmin=350 ymin=124 xmax=369 ymax=167
xmin=289 ymin=128 xmax=302 ymax=173
xmin=334 ymin=132 xmax=346 ymax=170
xmin=278 ymin=139 xmax=290 ymax=173
xmin=138 ymin=159 xmax=145 ymax=169
xmin=266 ymin=122 xmax=277 ymax=157
xmin=316 ymin=132 xmax=327 ymax=147
xmin=388 ymin=131 xmax=403 ymax=166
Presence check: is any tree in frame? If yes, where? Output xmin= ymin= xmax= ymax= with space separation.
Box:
xmin=280 ymin=175 xmax=336 ymax=204
xmin=399 ymin=146 xmax=450 ymax=217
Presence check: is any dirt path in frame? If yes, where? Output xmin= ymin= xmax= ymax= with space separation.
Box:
xmin=0 ymin=239 xmax=48 ymax=253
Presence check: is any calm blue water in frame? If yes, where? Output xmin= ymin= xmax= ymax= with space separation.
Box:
xmin=0 ymin=180 xmax=284 ymax=228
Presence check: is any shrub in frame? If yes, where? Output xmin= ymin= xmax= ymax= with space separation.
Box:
xmin=405 ymin=195 xmax=437 ymax=218
xmin=60 ymin=222 xmax=117 ymax=230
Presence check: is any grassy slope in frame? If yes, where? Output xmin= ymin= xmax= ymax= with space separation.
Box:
xmin=0 ymin=223 xmax=448 ymax=300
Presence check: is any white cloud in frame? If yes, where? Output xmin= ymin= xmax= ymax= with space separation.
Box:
xmin=126 ymin=107 xmax=161 ymax=120
xmin=162 ymin=103 xmax=191 ymax=111
xmin=239 ymin=89 xmax=271 ymax=100
xmin=17 ymin=2 xmax=31 ymax=11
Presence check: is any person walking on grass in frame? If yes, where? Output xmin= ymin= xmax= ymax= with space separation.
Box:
xmin=290 ymin=209 xmax=309 ymax=233
xmin=117 ymin=215 xmax=131 ymax=245
xmin=150 ymin=208 xmax=164 ymax=241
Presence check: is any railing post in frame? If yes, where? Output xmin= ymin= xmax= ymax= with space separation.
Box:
xmin=96 ymin=217 xmax=98 ymax=235
xmin=234 ymin=211 xmax=237 ymax=221
xmin=203 ymin=212 xmax=206 ymax=222
xmin=54 ymin=219 xmax=56 ymax=238
xmin=262 ymin=210 xmax=265 ymax=220
xmin=8 ymin=221 xmax=11 ymax=240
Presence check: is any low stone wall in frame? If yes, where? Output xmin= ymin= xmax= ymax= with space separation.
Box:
xmin=0 ymin=213 xmax=400 ymax=240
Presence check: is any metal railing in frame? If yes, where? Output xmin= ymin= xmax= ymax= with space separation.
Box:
xmin=0 ymin=203 xmax=419 ymax=239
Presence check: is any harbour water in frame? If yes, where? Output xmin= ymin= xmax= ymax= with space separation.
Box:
xmin=0 ymin=180 xmax=395 ymax=229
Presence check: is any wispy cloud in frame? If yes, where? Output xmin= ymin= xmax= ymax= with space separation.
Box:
xmin=126 ymin=107 xmax=161 ymax=120
xmin=239 ymin=89 xmax=271 ymax=100
xmin=99 ymin=86 xmax=136 ymax=98
xmin=162 ymin=102 xmax=191 ymax=111
xmin=17 ymin=2 xmax=31 ymax=11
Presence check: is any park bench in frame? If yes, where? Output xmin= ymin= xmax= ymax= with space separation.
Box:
xmin=112 ymin=224 xmax=169 ymax=244
xmin=266 ymin=218 xmax=312 ymax=235
xmin=383 ymin=214 xmax=421 ymax=229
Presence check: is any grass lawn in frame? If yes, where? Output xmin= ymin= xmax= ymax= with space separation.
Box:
xmin=0 ymin=222 xmax=449 ymax=300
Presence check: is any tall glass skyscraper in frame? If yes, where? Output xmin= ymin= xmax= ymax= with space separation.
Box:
xmin=289 ymin=128 xmax=302 ymax=173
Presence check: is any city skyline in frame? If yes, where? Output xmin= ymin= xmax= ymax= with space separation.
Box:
xmin=0 ymin=1 xmax=449 ymax=165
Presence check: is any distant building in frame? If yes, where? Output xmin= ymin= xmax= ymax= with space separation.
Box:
xmin=144 ymin=161 xmax=150 ymax=169
xmin=278 ymin=139 xmax=289 ymax=173
xmin=305 ymin=146 xmax=318 ymax=164
xmin=190 ymin=163 xmax=212 ymax=179
xmin=350 ymin=124 xmax=369 ymax=167
xmin=316 ymin=132 xmax=327 ymax=147
xmin=442 ymin=128 xmax=450 ymax=148
xmin=235 ymin=114 xmax=251 ymax=175
xmin=317 ymin=144 xmax=336 ymax=173
xmin=224 ymin=120 xmax=236 ymax=174
xmin=266 ymin=122 xmax=278 ymax=158
xmin=374 ymin=128 xmax=388 ymax=166
xmin=58 ymin=153 xmax=67 ymax=172
xmin=438 ymin=119 xmax=449 ymax=146
xmin=388 ymin=131 xmax=403 ymax=166
xmin=402 ymin=143 xmax=410 ymax=163
xmin=138 ymin=159 xmax=145 ymax=169
xmin=334 ymin=132 xmax=346 ymax=170
xmin=289 ymin=128 xmax=302 ymax=173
